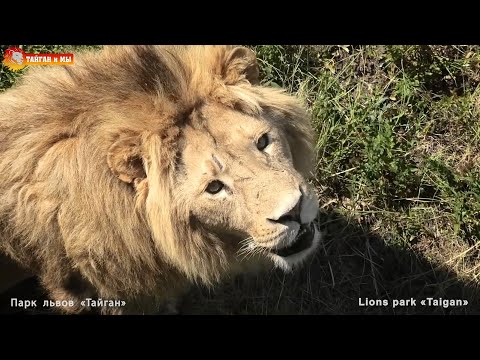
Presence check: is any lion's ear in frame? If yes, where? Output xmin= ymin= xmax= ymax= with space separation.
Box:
xmin=107 ymin=136 xmax=146 ymax=184
xmin=222 ymin=46 xmax=260 ymax=85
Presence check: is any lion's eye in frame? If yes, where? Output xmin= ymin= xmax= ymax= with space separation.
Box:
xmin=205 ymin=180 xmax=224 ymax=194
xmin=256 ymin=133 xmax=270 ymax=151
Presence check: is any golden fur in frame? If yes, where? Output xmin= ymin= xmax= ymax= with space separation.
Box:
xmin=0 ymin=46 xmax=317 ymax=314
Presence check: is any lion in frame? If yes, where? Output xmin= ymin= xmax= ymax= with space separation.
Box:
xmin=11 ymin=51 xmax=24 ymax=65
xmin=0 ymin=45 xmax=321 ymax=314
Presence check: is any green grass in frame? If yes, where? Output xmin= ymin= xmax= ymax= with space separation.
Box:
xmin=2 ymin=45 xmax=480 ymax=314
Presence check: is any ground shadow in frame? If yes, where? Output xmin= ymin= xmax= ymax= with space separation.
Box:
xmin=1 ymin=209 xmax=479 ymax=315
xmin=182 ymin=209 xmax=480 ymax=315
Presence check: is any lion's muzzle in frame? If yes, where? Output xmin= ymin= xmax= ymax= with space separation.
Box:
xmin=250 ymin=184 xmax=322 ymax=271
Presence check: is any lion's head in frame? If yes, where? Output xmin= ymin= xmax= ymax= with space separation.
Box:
xmin=0 ymin=46 xmax=321 ymax=307
xmin=103 ymin=46 xmax=321 ymax=285
xmin=11 ymin=51 xmax=24 ymax=65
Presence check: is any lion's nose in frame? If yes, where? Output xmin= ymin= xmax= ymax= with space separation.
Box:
xmin=267 ymin=189 xmax=302 ymax=225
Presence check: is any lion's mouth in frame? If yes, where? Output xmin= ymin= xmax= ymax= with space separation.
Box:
xmin=269 ymin=222 xmax=315 ymax=257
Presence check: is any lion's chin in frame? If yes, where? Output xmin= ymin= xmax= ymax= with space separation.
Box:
xmin=267 ymin=222 xmax=321 ymax=272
